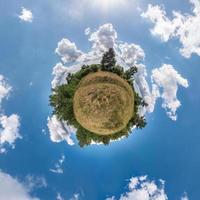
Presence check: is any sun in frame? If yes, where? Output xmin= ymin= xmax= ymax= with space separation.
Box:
xmin=91 ymin=0 xmax=129 ymax=11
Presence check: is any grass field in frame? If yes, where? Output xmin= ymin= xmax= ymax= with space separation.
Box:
xmin=73 ymin=71 xmax=135 ymax=135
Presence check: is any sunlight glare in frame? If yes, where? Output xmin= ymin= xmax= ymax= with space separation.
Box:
xmin=91 ymin=0 xmax=129 ymax=11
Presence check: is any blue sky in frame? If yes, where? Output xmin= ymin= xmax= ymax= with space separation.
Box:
xmin=0 ymin=0 xmax=200 ymax=199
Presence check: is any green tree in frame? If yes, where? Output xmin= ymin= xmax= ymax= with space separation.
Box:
xmin=101 ymin=48 xmax=116 ymax=71
xmin=123 ymin=66 xmax=137 ymax=80
xmin=132 ymin=114 xmax=147 ymax=129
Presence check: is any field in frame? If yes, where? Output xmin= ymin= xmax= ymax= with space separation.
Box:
xmin=73 ymin=71 xmax=135 ymax=135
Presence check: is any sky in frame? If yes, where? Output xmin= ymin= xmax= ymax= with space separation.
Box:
xmin=0 ymin=0 xmax=200 ymax=199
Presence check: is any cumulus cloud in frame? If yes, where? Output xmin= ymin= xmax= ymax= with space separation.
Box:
xmin=141 ymin=0 xmax=200 ymax=58
xmin=48 ymin=23 xmax=188 ymax=145
xmin=133 ymin=64 xmax=160 ymax=115
xmin=0 ymin=114 xmax=21 ymax=149
xmin=55 ymin=39 xmax=83 ymax=64
xmin=151 ymin=64 xmax=189 ymax=120
xmin=106 ymin=175 xmax=189 ymax=200
xmin=49 ymin=154 xmax=65 ymax=174
xmin=141 ymin=4 xmax=177 ymax=42
xmin=51 ymin=62 xmax=81 ymax=89
xmin=18 ymin=7 xmax=33 ymax=23
xmin=106 ymin=175 xmax=168 ymax=200
xmin=0 ymin=75 xmax=21 ymax=153
xmin=88 ymin=23 xmax=117 ymax=52
xmin=51 ymin=23 xmax=150 ymax=97
xmin=47 ymin=115 xmax=74 ymax=145
xmin=0 ymin=170 xmax=39 ymax=200
xmin=117 ymin=43 xmax=145 ymax=66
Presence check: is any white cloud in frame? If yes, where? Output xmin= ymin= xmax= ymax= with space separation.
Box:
xmin=106 ymin=197 xmax=115 ymax=200
xmin=151 ymin=64 xmax=189 ymax=120
xmin=24 ymin=175 xmax=47 ymax=190
xmin=141 ymin=4 xmax=177 ymax=42
xmin=51 ymin=62 xmax=81 ymax=89
xmin=181 ymin=193 xmax=189 ymax=200
xmin=49 ymin=154 xmax=65 ymax=174
xmin=0 ymin=74 xmax=11 ymax=106
xmin=18 ymin=7 xmax=33 ymax=23
xmin=133 ymin=64 xmax=160 ymax=115
xmin=47 ymin=115 xmax=75 ymax=145
xmin=0 ymin=170 xmax=39 ymax=200
xmin=55 ymin=38 xmax=83 ymax=64
xmin=141 ymin=0 xmax=200 ymax=58
xmin=117 ymin=43 xmax=145 ymax=66
xmin=107 ymin=175 xmax=168 ymax=200
xmin=57 ymin=193 xmax=64 ymax=200
xmin=107 ymin=175 xmax=189 ymax=200
xmin=0 ymin=74 xmax=21 ymax=153
xmin=69 ymin=193 xmax=79 ymax=200
xmin=0 ymin=114 xmax=21 ymax=150
xmin=85 ymin=27 xmax=91 ymax=35
xmin=41 ymin=129 xmax=46 ymax=135
xmin=51 ymin=23 xmax=150 ymax=99
xmin=88 ymin=23 xmax=117 ymax=52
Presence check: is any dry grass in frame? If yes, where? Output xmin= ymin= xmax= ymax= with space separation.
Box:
xmin=73 ymin=71 xmax=134 ymax=135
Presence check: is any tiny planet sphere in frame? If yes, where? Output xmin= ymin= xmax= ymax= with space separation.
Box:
xmin=73 ymin=71 xmax=135 ymax=135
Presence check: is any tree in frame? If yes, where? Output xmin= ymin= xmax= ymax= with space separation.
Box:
xmin=101 ymin=48 xmax=116 ymax=71
xmin=141 ymin=100 xmax=148 ymax=107
xmin=66 ymin=73 xmax=73 ymax=84
xmin=123 ymin=66 xmax=137 ymax=80
xmin=111 ymin=65 xmax=124 ymax=77
xmin=132 ymin=115 xmax=147 ymax=129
